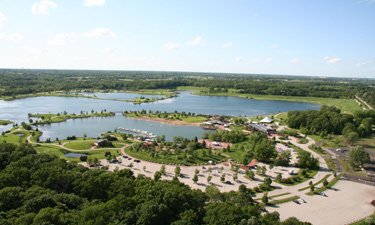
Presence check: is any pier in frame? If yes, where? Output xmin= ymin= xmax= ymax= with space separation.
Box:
xmin=117 ymin=127 xmax=157 ymax=138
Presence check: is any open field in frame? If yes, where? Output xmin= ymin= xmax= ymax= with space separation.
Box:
xmin=0 ymin=120 xmax=13 ymax=125
xmin=35 ymin=145 xmax=122 ymax=162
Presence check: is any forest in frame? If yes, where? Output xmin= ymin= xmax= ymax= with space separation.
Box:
xmin=0 ymin=143 xmax=312 ymax=225
xmin=287 ymin=106 xmax=375 ymax=143
xmin=0 ymin=69 xmax=374 ymax=107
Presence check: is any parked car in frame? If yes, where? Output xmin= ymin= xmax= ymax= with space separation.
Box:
xmin=127 ymin=158 xmax=132 ymax=160
xmin=293 ymin=200 xmax=300 ymax=204
xmin=224 ymin=181 xmax=232 ymax=184
xmin=299 ymin=198 xmax=306 ymax=203
xmin=122 ymin=155 xmax=128 ymax=158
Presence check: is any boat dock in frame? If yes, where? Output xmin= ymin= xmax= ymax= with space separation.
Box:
xmin=117 ymin=127 xmax=157 ymax=138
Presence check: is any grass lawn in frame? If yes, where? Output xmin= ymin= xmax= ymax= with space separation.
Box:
xmin=64 ymin=141 xmax=95 ymax=150
xmin=0 ymin=120 xmax=13 ymax=125
xmin=306 ymin=175 xmax=341 ymax=195
xmin=35 ymin=145 xmax=122 ymax=162
xmin=260 ymin=196 xmax=300 ymax=207
xmin=0 ymin=133 xmax=24 ymax=144
xmin=339 ymin=159 xmax=367 ymax=177
xmin=125 ymin=147 xmax=227 ymax=166
xmin=254 ymin=192 xmax=290 ymax=201
xmin=298 ymin=174 xmax=331 ymax=191
xmin=357 ymin=138 xmax=375 ymax=150
xmin=324 ymin=157 xmax=337 ymax=172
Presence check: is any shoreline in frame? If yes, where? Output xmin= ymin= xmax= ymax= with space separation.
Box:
xmin=129 ymin=116 xmax=201 ymax=126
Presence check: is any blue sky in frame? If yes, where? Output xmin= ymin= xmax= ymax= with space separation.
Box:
xmin=0 ymin=0 xmax=374 ymax=78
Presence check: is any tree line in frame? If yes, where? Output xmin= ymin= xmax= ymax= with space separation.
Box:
xmin=0 ymin=69 xmax=374 ymax=107
xmin=0 ymin=143 xmax=311 ymax=224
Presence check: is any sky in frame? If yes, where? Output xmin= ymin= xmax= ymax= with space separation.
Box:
xmin=0 ymin=0 xmax=374 ymax=78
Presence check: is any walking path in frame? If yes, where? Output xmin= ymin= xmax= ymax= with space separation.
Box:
xmin=356 ymin=95 xmax=374 ymax=110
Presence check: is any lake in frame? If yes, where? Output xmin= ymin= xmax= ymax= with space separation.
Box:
xmin=0 ymin=91 xmax=320 ymax=141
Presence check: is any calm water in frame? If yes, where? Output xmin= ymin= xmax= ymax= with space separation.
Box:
xmin=0 ymin=91 xmax=320 ymax=141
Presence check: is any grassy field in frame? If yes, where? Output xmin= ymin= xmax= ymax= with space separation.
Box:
xmin=0 ymin=120 xmax=13 ymax=125
xmin=357 ymin=138 xmax=375 ymax=150
xmin=339 ymin=159 xmax=367 ymax=177
xmin=124 ymin=147 xmax=227 ymax=166
xmin=35 ymin=145 xmax=122 ymax=162
xmin=324 ymin=157 xmax=337 ymax=172
xmin=64 ymin=141 xmax=96 ymax=150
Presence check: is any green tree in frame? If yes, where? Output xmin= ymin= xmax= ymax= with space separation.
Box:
xmin=349 ymin=146 xmax=370 ymax=169
xmin=193 ymin=174 xmax=198 ymax=183
xmin=154 ymin=171 xmax=162 ymax=181
xmin=220 ymin=174 xmax=226 ymax=182
xmin=262 ymin=192 xmax=269 ymax=205
xmin=207 ymin=175 xmax=212 ymax=184
xmin=160 ymin=165 xmax=166 ymax=175
xmin=175 ymin=166 xmax=181 ymax=177
xmin=246 ymin=170 xmax=255 ymax=180
xmin=264 ymin=177 xmax=272 ymax=187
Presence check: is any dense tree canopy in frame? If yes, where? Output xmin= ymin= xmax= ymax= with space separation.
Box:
xmin=0 ymin=143 xmax=310 ymax=224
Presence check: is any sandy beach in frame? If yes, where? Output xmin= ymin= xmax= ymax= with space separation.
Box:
xmin=130 ymin=116 xmax=202 ymax=126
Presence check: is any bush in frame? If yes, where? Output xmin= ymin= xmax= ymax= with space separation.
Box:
xmin=281 ymin=178 xmax=292 ymax=184
xmin=80 ymin=156 xmax=88 ymax=162
xmin=253 ymin=186 xmax=260 ymax=192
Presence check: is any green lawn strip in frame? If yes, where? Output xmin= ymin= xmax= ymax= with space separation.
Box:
xmin=274 ymin=169 xmax=319 ymax=186
xmin=254 ymin=192 xmax=290 ymax=201
xmin=298 ymin=174 xmax=331 ymax=191
xmin=306 ymin=175 xmax=341 ymax=195
xmin=190 ymin=91 xmax=361 ymax=114
xmin=324 ymin=157 xmax=337 ymax=172
xmin=0 ymin=120 xmax=13 ymax=125
xmin=124 ymin=147 xmax=227 ymax=166
xmin=357 ymin=138 xmax=375 ymax=150
xmin=339 ymin=159 xmax=367 ymax=176
xmin=64 ymin=141 xmax=96 ymax=150
xmin=260 ymin=196 xmax=300 ymax=207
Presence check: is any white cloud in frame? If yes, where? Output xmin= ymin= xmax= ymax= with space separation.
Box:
xmin=31 ymin=0 xmax=57 ymax=15
xmin=324 ymin=56 xmax=330 ymax=60
xmin=21 ymin=45 xmax=48 ymax=55
xmin=235 ymin=57 xmax=243 ymax=62
xmin=48 ymin=33 xmax=76 ymax=45
xmin=268 ymin=45 xmax=278 ymax=48
xmin=251 ymin=58 xmax=272 ymax=62
xmin=356 ymin=60 xmax=373 ymax=67
xmin=0 ymin=12 xmax=7 ymax=28
xmin=290 ymin=58 xmax=302 ymax=64
xmin=0 ymin=33 xmax=22 ymax=42
xmin=164 ymin=42 xmax=180 ymax=51
xmin=0 ymin=13 xmax=7 ymax=22
xmin=223 ymin=42 xmax=232 ymax=48
xmin=186 ymin=36 xmax=202 ymax=46
xmin=84 ymin=0 xmax=106 ymax=6
xmin=83 ymin=28 xmax=116 ymax=38
xmin=326 ymin=57 xmax=342 ymax=64
xmin=102 ymin=48 xmax=115 ymax=54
